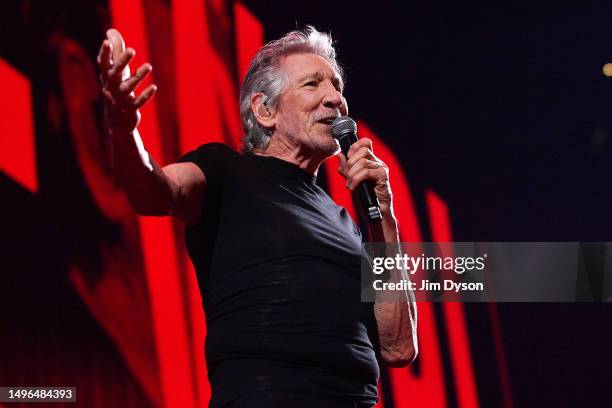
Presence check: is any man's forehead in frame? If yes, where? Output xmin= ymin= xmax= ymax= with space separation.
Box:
xmin=280 ymin=53 xmax=343 ymax=85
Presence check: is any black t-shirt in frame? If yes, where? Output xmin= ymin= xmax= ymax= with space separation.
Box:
xmin=178 ymin=143 xmax=379 ymax=407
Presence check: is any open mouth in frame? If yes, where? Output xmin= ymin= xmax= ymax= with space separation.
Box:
xmin=318 ymin=117 xmax=336 ymax=125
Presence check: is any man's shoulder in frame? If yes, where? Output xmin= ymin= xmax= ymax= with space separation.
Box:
xmin=189 ymin=142 xmax=239 ymax=156
xmin=178 ymin=142 xmax=242 ymax=164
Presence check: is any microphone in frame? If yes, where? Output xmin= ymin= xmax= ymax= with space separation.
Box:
xmin=331 ymin=117 xmax=383 ymax=222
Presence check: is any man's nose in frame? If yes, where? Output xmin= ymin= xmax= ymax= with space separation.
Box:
xmin=322 ymin=81 xmax=344 ymax=110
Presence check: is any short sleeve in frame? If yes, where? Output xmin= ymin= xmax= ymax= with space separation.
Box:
xmin=177 ymin=142 xmax=237 ymax=196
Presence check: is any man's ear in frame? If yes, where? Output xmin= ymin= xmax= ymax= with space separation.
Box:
xmin=251 ymin=92 xmax=276 ymax=129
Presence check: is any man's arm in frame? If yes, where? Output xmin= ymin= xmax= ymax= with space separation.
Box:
xmin=98 ymin=29 xmax=205 ymax=224
xmin=339 ymin=138 xmax=418 ymax=367
xmin=367 ymin=213 xmax=418 ymax=367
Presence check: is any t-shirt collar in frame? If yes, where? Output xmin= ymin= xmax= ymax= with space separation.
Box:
xmin=248 ymin=153 xmax=318 ymax=185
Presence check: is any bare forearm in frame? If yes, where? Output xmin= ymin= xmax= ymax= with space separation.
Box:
xmin=370 ymin=211 xmax=418 ymax=366
xmin=374 ymin=279 xmax=418 ymax=366
xmin=112 ymin=129 xmax=177 ymax=215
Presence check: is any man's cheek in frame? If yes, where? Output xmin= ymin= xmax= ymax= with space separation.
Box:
xmin=341 ymin=96 xmax=348 ymax=115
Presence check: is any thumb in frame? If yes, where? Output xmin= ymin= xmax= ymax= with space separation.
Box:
xmin=106 ymin=28 xmax=126 ymax=56
xmin=106 ymin=28 xmax=131 ymax=80
xmin=337 ymin=154 xmax=347 ymax=177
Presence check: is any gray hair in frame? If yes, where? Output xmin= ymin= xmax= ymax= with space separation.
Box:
xmin=239 ymin=25 xmax=344 ymax=151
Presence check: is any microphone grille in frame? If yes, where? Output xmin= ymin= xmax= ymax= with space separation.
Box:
xmin=331 ymin=116 xmax=357 ymax=139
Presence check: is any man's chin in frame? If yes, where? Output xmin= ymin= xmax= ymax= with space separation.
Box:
xmin=302 ymin=131 xmax=340 ymax=158
xmin=320 ymin=137 xmax=340 ymax=157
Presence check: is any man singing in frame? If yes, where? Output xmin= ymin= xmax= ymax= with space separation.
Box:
xmin=98 ymin=25 xmax=417 ymax=408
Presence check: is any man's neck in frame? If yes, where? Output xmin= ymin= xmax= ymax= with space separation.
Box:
xmin=254 ymin=139 xmax=324 ymax=176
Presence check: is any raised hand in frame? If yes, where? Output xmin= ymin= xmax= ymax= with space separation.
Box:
xmin=97 ymin=28 xmax=157 ymax=134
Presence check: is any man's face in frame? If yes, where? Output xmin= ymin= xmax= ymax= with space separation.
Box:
xmin=272 ymin=52 xmax=348 ymax=158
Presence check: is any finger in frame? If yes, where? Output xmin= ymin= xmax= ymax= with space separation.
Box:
xmin=347 ymin=137 xmax=373 ymax=158
xmin=346 ymin=146 xmax=376 ymax=168
xmin=133 ymin=84 xmax=157 ymax=109
xmin=346 ymin=159 xmax=383 ymax=183
xmin=97 ymin=40 xmax=113 ymax=75
xmin=337 ymin=154 xmax=348 ymax=176
xmin=108 ymin=48 xmax=135 ymax=86
xmin=106 ymin=28 xmax=126 ymax=65
xmin=347 ymin=168 xmax=381 ymax=190
xmin=118 ymin=63 xmax=152 ymax=96
xmin=101 ymin=87 xmax=115 ymax=104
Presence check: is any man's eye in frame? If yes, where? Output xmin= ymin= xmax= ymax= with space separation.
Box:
xmin=304 ymin=81 xmax=318 ymax=87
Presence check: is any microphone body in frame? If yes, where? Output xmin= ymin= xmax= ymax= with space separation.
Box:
xmin=331 ymin=117 xmax=383 ymax=222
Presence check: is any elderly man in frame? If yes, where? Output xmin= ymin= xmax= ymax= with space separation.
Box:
xmin=98 ymin=26 xmax=416 ymax=408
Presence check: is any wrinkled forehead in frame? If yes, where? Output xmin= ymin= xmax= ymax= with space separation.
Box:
xmin=277 ymin=52 xmax=344 ymax=90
